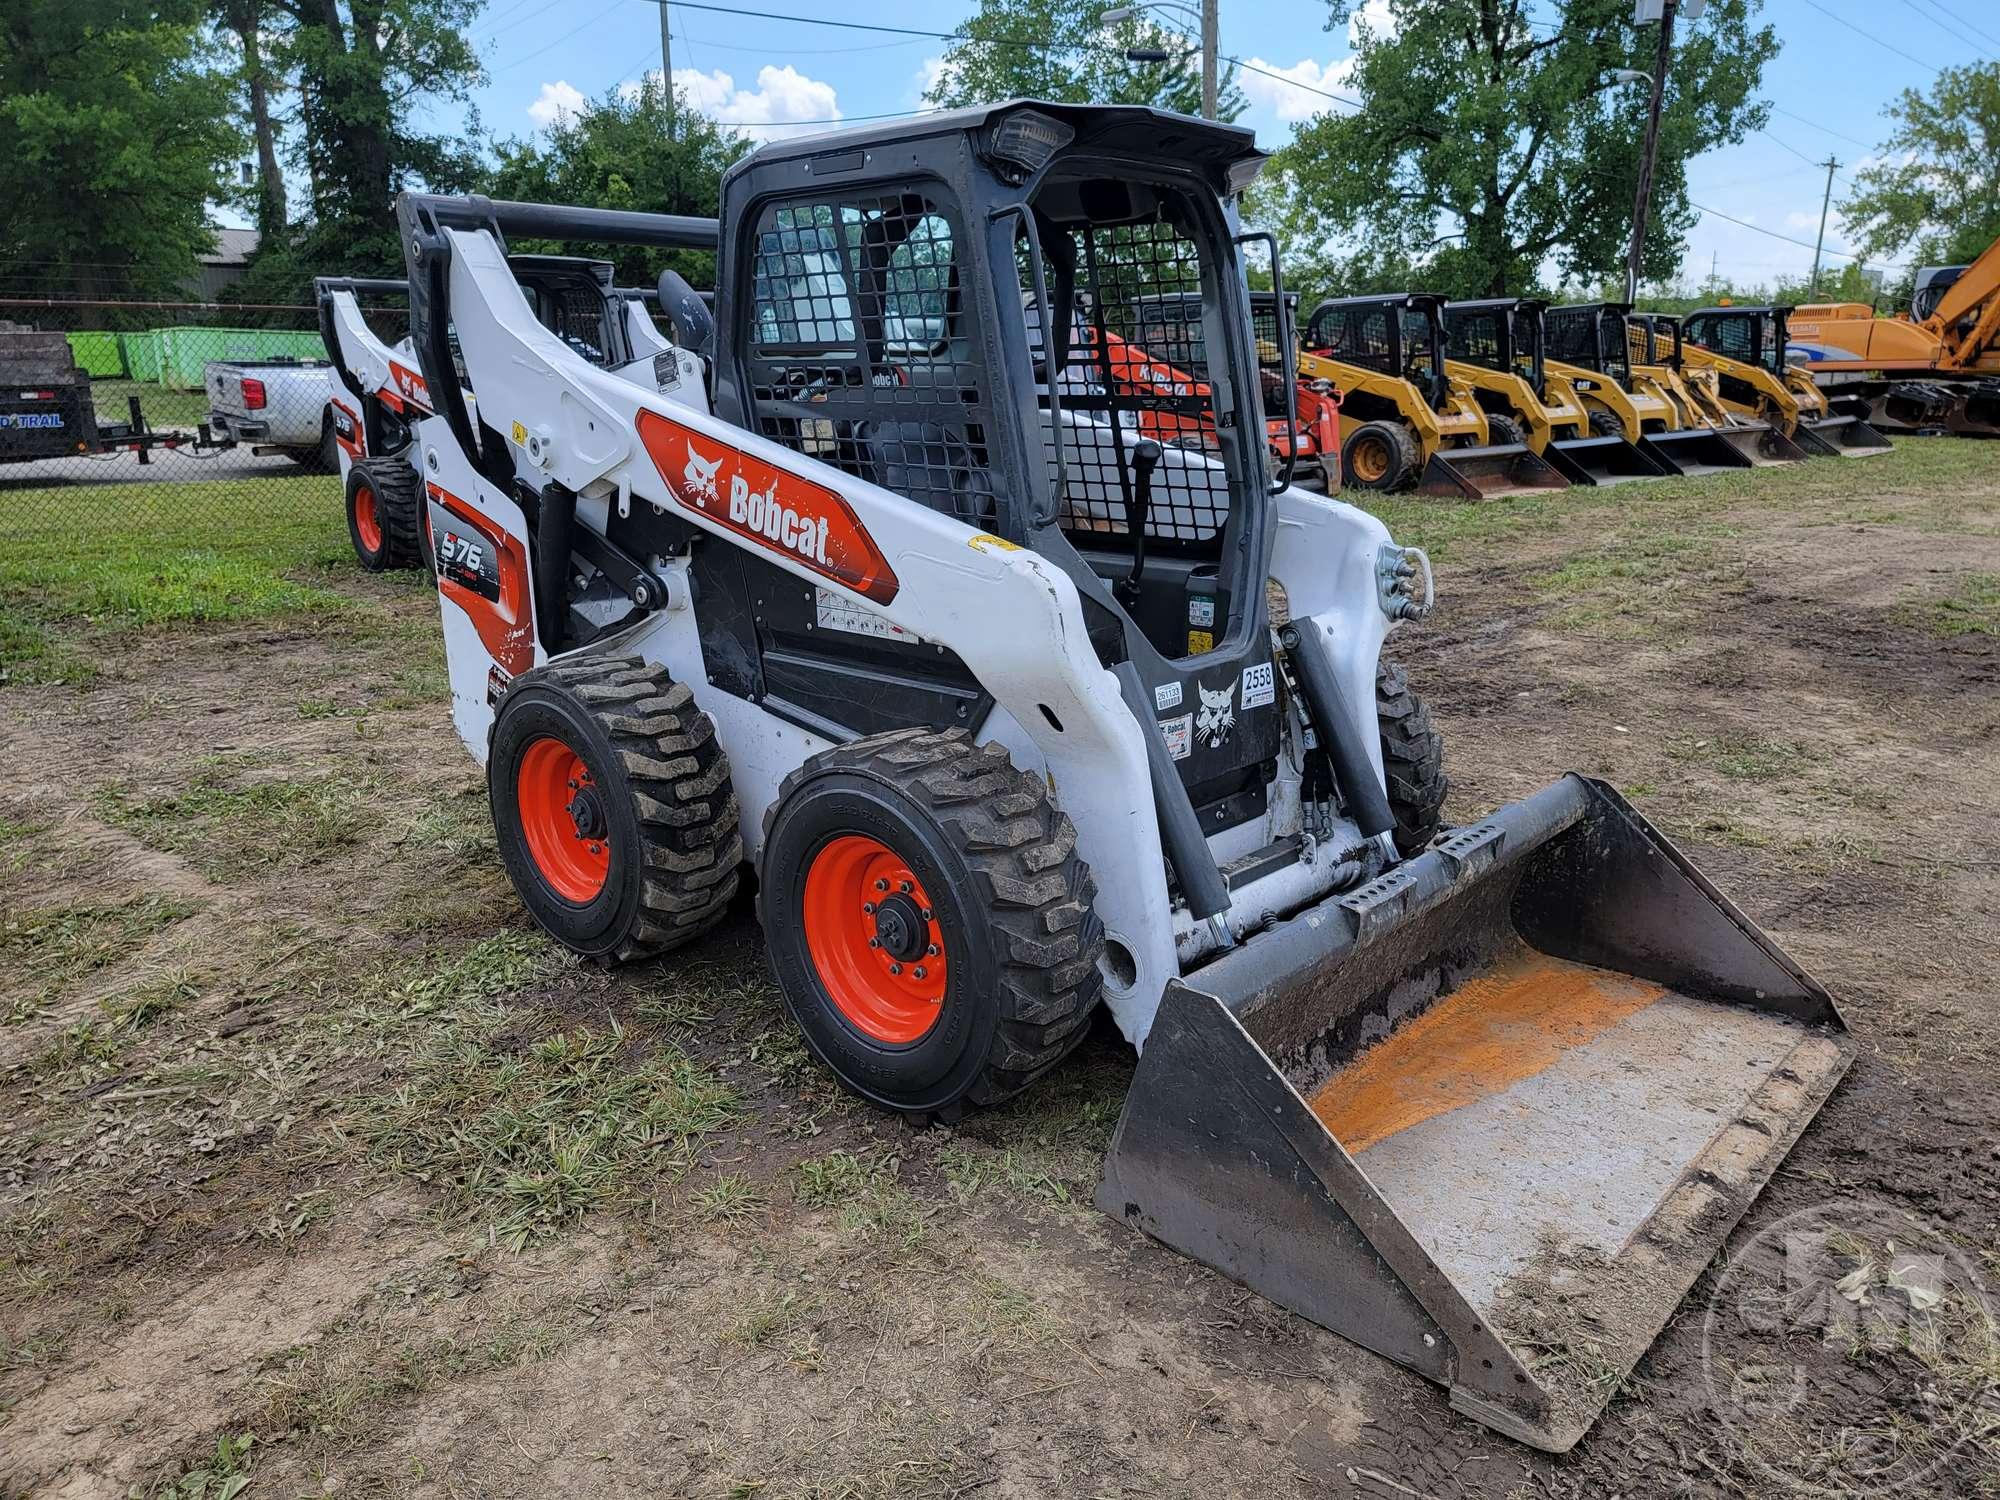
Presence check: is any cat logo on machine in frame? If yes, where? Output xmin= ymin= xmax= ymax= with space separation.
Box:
xmin=636 ymin=407 xmax=898 ymax=605
xmin=1196 ymin=680 xmax=1236 ymax=750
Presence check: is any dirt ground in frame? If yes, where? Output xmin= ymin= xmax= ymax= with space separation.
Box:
xmin=3 ymin=445 xmax=1997 ymax=1499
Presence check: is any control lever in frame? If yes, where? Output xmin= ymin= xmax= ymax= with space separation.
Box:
xmin=1116 ymin=438 xmax=1163 ymax=609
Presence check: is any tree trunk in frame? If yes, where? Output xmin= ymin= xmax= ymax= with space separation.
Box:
xmin=239 ymin=2 xmax=289 ymax=236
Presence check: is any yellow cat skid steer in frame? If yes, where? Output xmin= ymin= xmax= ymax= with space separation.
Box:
xmin=1628 ymin=313 xmax=1809 ymax=467
xmin=380 ymin=100 xmax=1850 ymax=1454
xmin=1441 ymin=298 xmax=1667 ymax=486
xmin=1682 ymin=305 xmax=1892 ymax=457
xmin=1544 ymin=303 xmax=1758 ymax=476
xmin=1303 ymin=293 xmax=1568 ymax=499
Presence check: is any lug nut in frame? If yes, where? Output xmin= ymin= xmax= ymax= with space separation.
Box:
xmin=899 ymin=881 xmax=913 ymax=893
xmin=913 ymin=966 xmax=926 ymax=980
xmin=868 ymin=937 xmax=880 ymax=948
xmin=862 ymin=901 xmax=876 ymax=914
xmin=890 ymin=963 xmax=903 ymax=975
xmin=926 ymin=944 xmax=938 ymax=957
xmin=874 ymin=879 xmax=887 ymax=891
xmin=920 ymin=908 xmax=933 ymax=921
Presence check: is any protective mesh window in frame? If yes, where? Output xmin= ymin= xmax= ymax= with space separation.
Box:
xmin=1547 ymin=308 xmax=1607 ymax=373
xmin=1029 ymin=212 xmax=1236 ymax=553
xmin=1445 ymin=308 xmax=1505 ymax=370
xmin=743 ymin=191 xmax=998 ymax=532
xmin=1693 ymin=316 xmax=1755 ymax=363
xmin=534 ymin=283 xmax=613 ymax=366
xmin=1399 ymin=307 xmax=1436 ymax=388
xmin=1317 ymin=306 xmax=1393 ymax=373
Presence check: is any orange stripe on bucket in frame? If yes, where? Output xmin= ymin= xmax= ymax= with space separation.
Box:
xmin=1305 ymin=945 xmax=1669 ymax=1154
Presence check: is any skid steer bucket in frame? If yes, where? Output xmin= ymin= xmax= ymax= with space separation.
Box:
xmin=1794 ymin=414 xmax=1892 ymax=458
xmin=1541 ymin=433 xmax=1671 ymax=486
xmin=1415 ymin=442 xmax=1569 ymax=500
xmin=1636 ymin=426 xmax=1757 ymax=477
xmin=1099 ymin=776 xmax=1852 ymax=1453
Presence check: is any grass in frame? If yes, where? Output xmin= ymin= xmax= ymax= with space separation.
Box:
xmin=88 ymin=379 xmax=214 ymax=431
xmin=99 ymin=770 xmax=376 ymax=880
xmin=1 ymin=894 xmax=202 ymax=1023
xmin=1901 ymin=571 xmax=2000 ymax=637
xmin=0 ymin=478 xmax=350 ymax=684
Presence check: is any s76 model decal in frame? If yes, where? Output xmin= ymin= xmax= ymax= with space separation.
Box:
xmin=636 ymin=407 xmax=899 ymax=605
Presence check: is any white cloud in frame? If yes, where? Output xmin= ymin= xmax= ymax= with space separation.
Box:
xmin=527 ymin=79 xmax=586 ymax=127
xmin=1784 ymin=211 xmax=1821 ymax=230
xmin=1240 ymin=56 xmax=1355 ymax=123
xmin=668 ymin=64 xmax=841 ymax=140
xmin=914 ymin=54 xmax=952 ymax=102
xmin=1346 ymin=0 xmax=1399 ymax=45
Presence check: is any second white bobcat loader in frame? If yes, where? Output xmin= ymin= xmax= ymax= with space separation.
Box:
xmin=374 ymin=101 xmax=1851 ymax=1453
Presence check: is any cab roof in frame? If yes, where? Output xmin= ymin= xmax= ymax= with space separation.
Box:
xmin=729 ymin=98 xmax=1265 ymax=181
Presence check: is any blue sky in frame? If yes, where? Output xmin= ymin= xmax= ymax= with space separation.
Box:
xmin=453 ymin=0 xmax=1974 ymax=290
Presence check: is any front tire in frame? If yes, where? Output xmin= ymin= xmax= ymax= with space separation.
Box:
xmin=758 ymin=729 xmax=1103 ymax=1124
xmin=1342 ymin=420 xmax=1420 ymax=492
xmin=490 ymin=655 xmax=742 ymax=962
xmin=1377 ymin=661 xmax=1447 ymax=856
xmin=345 ymin=459 xmax=423 ymax=573
xmin=1484 ymin=412 xmax=1526 ymax=447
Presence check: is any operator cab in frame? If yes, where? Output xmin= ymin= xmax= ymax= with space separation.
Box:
xmin=1443 ymin=297 xmax=1550 ymax=396
xmin=1685 ymin=304 xmax=1793 ymax=374
xmin=1306 ymin=294 xmax=1452 ymax=411
xmin=1546 ymin=302 xmax=1634 ymax=386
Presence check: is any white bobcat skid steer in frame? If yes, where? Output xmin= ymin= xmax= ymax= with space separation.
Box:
xmin=317 ymin=259 xmax=698 ymax=573
xmin=385 ymin=102 xmax=1852 ymax=1452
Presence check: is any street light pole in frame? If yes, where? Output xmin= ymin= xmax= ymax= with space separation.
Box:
xmin=1200 ymin=0 xmax=1218 ymax=121
xmin=1623 ymin=0 xmax=1676 ymax=304
xmin=658 ymin=1 xmax=674 ymax=137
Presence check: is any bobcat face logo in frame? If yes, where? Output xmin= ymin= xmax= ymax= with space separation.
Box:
xmin=1195 ymin=680 xmax=1236 ymax=750
xmin=683 ymin=442 xmax=723 ymax=506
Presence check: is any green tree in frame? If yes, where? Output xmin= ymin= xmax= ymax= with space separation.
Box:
xmin=1841 ymin=63 xmax=2000 ymax=270
xmin=925 ymin=0 xmax=1246 ymax=121
xmin=1276 ymin=0 xmax=1777 ymax=298
xmin=484 ymin=78 xmax=749 ymax=290
xmin=0 ymin=1 xmax=242 ymax=302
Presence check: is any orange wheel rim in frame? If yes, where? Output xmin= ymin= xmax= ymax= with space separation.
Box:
xmin=1352 ymin=437 xmax=1389 ymax=482
xmin=801 ymin=834 xmax=947 ymax=1045
xmin=516 ymin=736 xmax=610 ymax=903
xmin=354 ymin=484 xmax=383 ymax=552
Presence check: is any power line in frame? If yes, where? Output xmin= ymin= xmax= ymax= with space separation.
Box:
xmin=1927 ymin=0 xmax=2000 ymax=50
xmin=1766 ymin=105 xmax=1875 ymax=152
xmin=1689 ymin=200 xmax=1906 ymax=268
xmin=1794 ymin=0 xmax=1943 ymax=73
xmin=1899 ymin=0 xmax=1989 ymax=54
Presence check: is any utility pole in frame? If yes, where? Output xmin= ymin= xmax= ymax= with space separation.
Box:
xmin=658 ymin=1 xmax=674 ymax=136
xmin=1200 ymin=0 xmax=1218 ymax=120
xmin=1624 ymin=0 xmax=1677 ymax=304
xmin=1807 ymin=156 xmax=1840 ymax=298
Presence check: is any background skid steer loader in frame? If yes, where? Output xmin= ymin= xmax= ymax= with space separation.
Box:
xmin=1441 ymin=298 xmax=1665 ymax=486
xmin=1303 ymin=293 xmax=1567 ymax=499
xmin=1544 ymin=303 xmax=1753 ymax=477
xmin=380 ymin=100 xmax=1849 ymax=1452
xmin=1628 ymin=313 xmax=1810 ymax=467
xmin=1682 ymin=305 xmax=1893 ymax=456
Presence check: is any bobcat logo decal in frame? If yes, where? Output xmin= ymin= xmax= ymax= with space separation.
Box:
xmin=1196 ymin=680 xmax=1236 ymax=750
xmin=682 ymin=442 xmax=723 ymax=506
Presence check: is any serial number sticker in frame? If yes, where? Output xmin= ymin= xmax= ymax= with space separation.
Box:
xmin=1154 ymin=680 xmax=1183 ymax=711
xmin=1159 ymin=712 xmax=1192 ymax=761
xmin=815 ymin=587 xmax=919 ymax=642
xmin=1186 ymin=595 xmax=1217 ymax=628
xmin=1240 ymin=661 xmax=1275 ymax=710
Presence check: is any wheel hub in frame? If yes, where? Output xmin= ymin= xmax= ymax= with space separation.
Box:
xmin=567 ymin=781 xmax=607 ymax=841
xmin=871 ymin=892 xmax=928 ymax=963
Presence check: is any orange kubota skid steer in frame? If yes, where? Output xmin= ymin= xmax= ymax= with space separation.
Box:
xmin=355 ymin=100 xmax=1853 ymax=1454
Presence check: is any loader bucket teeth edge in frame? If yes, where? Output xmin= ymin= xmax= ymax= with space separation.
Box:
xmin=1415 ymin=444 xmax=1570 ymax=500
xmin=1637 ymin=428 xmax=1756 ymax=477
xmin=1542 ymin=434 xmax=1671 ymax=486
xmin=1097 ymin=774 xmax=1854 ymax=1452
xmin=1805 ymin=414 xmax=1893 ymax=457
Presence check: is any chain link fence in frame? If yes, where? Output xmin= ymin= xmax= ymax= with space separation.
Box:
xmin=1 ymin=297 xmax=413 ymax=541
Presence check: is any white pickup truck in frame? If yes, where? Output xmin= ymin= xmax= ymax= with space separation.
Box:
xmin=203 ymin=357 xmax=338 ymax=468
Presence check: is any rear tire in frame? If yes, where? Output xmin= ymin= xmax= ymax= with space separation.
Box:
xmin=490 ymin=655 xmax=742 ymax=962
xmin=1341 ymin=420 xmax=1420 ymax=492
xmin=758 ymin=728 xmax=1103 ymax=1124
xmin=1587 ymin=408 xmax=1624 ymax=439
xmin=1377 ymin=661 xmax=1447 ymax=856
xmin=346 ymin=459 xmax=424 ymax=572
xmin=1484 ymin=412 xmax=1526 ymax=446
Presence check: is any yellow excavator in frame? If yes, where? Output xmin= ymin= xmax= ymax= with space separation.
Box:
xmin=1302 ymin=293 xmax=1567 ymax=498
xmin=1543 ymin=302 xmax=1763 ymax=476
xmin=1681 ymin=305 xmax=1894 ymax=456
xmin=1442 ymin=298 xmax=1667 ymax=485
